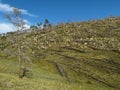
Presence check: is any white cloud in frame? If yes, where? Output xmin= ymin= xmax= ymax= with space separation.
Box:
xmin=20 ymin=9 xmax=36 ymax=17
xmin=0 ymin=3 xmax=13 ymax=12
xmin=0 ymin=3 xmax=36 ymax=17
xmin=0 ymin=22 xmax=30 ymax=33
xmin=23 ymin=19 xmax=31 ymax=24
xmin=24 ymin=24 xmax=30 ymax=29
xmin=0 ymin=23 xmax=14 ymax=33
xmin=0 ymin=2 xmax=33 ymax=33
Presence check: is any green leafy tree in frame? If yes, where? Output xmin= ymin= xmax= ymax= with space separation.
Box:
xmin=43 ymin=19 xmax=52 ymax=28
xmin=30 ymin=25 xmax=38 ymax=30
xmin=37 ymin=22 xmax=42 ymax=29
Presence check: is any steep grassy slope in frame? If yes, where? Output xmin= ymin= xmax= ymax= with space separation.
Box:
xmin=0 ymin=58 xmax=114 ymax=90
xmin=0 ymin=17 xmax=120 ymax=90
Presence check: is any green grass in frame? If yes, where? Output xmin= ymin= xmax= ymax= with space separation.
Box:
xmin=0 ymin=71 xmax=114 ymax=90
xmin=0 ymin=49 xmax=119 ymax=90
xmin=0 ymin=17 xmax=120 ymax=90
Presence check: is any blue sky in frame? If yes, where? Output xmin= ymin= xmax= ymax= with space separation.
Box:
xmin=0 ymin=0 xmax=120 ymax=33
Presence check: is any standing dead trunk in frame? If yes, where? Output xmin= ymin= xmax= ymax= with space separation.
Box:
xmin=6 ymin=8 xmax=26 ymax=78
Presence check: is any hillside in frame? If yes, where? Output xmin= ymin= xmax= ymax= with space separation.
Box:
xmin=0 ymin=17 xmax=120 ymax=90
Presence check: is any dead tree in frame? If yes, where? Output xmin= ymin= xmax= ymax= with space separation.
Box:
xmin=6 ymin=8 xmax=28 ymax=78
